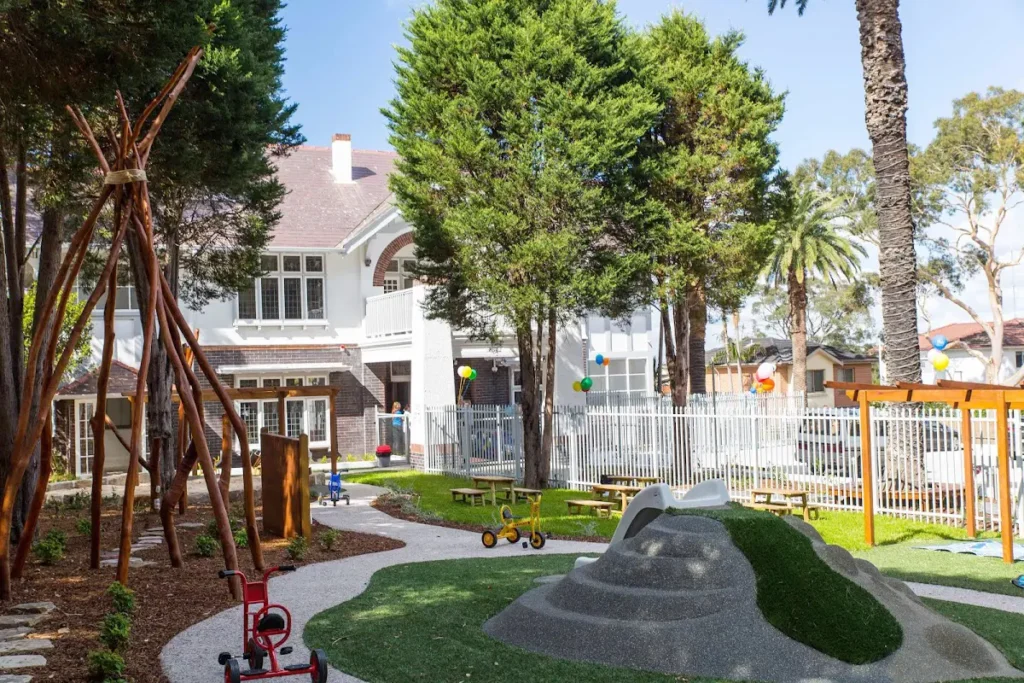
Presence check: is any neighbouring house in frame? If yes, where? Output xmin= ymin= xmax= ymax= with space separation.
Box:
xmin=705 ymin=338 xmax=877 ymax=408
xmin=918 ymin=319 xmax=1024 ymax=384
xmin=43 ymin=134 xmax=658 ymax=478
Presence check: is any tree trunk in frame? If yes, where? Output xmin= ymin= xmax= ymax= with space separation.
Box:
xmin=539 ymin=308 xmax=557 ymax=486
xmin=661 ymin=295 xmax=689 ymax=407
xmin=732 ymin=310 xmax=743 ymax=388
xmin=518 ymin=320 xmax=544 ymax=489
xmin=789 ymin=271 xmax=808 ymax=407
xmin=687 ymin=284 xmax=707 ymax=394
xmin=855 ymin=0 xmax=920 ymax=385
xmin=721 ymin=311 xmax=733 ymax=392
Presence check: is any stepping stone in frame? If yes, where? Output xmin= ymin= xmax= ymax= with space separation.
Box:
xmin=0 ymin=629 xmax=29 ymax=642
xmin=0 ymin=616 xmax=45 ymax=629
xmin=9 ymin=603 xmax=53 ymax=616
xmin=138 ymin=536 xmax=163 ymax=542
xmin=0 ymin=654 xmax=45 ymax=669
xmin=99 ymin=557 xmax=154 ymax=568
xmin=145 ymin=527 xmax=164 ymax=533
xmin=0 ymin=674 xmax=33 ymax=682
xmin=0 ymin=640 xmax=52 ymax=655
xmin=177 ymin=522 xmax=204 ymax=529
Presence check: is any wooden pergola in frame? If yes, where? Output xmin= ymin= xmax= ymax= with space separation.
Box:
xmin=123 ymin=385 xmax=342 ymax=474
xmin=826 ymin=379 xmax=1021 ymax=563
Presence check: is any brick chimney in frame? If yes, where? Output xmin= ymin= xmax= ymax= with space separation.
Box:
xmin=331 ymin=133 xmax=353 ymax=183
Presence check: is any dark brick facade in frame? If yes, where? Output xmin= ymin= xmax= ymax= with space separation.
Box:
xmin=455 ymin=359 xmax=511 ymax=405
xmin=200 ymin=345 xmax=385 ymax=457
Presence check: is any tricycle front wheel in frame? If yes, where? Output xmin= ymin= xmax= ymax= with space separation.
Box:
xmin=311 ymin=648 xmax=328 ymax=683
xmin=481 ymin=530 xmax=497 ymax=548
xmin=224 ymin=658 xmax=241 ymax=683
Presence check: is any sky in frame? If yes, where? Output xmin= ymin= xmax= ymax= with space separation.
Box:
xmin=278 ymin=0 xmax=1024 ymax=338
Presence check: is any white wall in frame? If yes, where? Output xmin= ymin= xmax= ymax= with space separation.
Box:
xmin=920 ymin=347 xmax=1024 ymax=384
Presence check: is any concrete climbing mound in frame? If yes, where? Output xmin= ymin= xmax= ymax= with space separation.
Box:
xmin=484 ymin=512 xmax=1023 ymax=683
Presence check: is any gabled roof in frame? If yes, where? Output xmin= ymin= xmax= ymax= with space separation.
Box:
xmin=919 ymin=319 xmax=1024 ymax=351
xmin=708 ymin=337 xmax=875 ymax=366
xmin=270 ymin=146 xmax=397 ymax=249
xmin=57 ymin=360 xmax=139 ymax=397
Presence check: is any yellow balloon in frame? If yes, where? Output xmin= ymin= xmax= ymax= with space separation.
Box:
xmin=572 ymin=381 xmax=582 ymax=392
xmin=932 ymin=352 xmax=950 ymax=371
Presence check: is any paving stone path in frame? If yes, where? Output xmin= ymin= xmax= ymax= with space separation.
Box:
xmin=161 ymin=483 xmax=1024 ymax=683
xmin=0 ymin=601 xmax=56 ymax=682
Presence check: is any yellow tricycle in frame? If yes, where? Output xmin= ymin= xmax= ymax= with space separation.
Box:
xmin=482 ymin=494 xmax=546 ymax=550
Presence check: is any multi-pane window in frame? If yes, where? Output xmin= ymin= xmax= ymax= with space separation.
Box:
xmin=383 ymin=258 xmax=416 ymax=293
xmin=77 ymin=402 xmax=95 ymax=476
xmin=235 ymin=376 xmax=330 ymax=446
xmin=237 ymin=253 xmax=326 ymax=321
xmin=80 ymin=278 xmax=139 ymax=312
xmin=838 ymin=368 xmax=856 ymax=383
xmin=587 ymin=357 xmax=648 ymax=395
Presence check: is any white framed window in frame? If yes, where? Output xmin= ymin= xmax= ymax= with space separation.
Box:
xmin=838 ymin=367 xmax=856 ymax=383
xmin=806 ymin=369 xmax=826 ymax=393
xmin=1016 ymin=351 xmax=1024 ymax=369
xmin=76 ymin=401 xmax=96 ymax=477
xmin=510 ymin=368 xmax=522 ymax=405
xmin=587 ymin=357 xmax=648 ymax=395
xmin=383 ymin=257 xmax=416 ymax=293
xmin=77 ymin=278 xmax=139 ymax=313
xmin=237 ymin=253 xmax=326 ymax=322
xmin=234 ymin=375 xmax=330 ymax=448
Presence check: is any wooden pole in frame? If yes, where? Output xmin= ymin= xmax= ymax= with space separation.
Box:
xmin=962 ymin=408 xmax=976 ymax=539
xmin=219 ymin=414 xmax=232 ymax=504
xmin=996 ymin=392 xmax=1014 ymax=563
xmin=859 ymin=394 xmax=875 ymax=547
xmin=329 ymin=389 xmax=338 ymax=476
xmin=278 ymin=393 xmax=286 ymax=435
xmin=90 ymin=261 xmax=119 ymax=569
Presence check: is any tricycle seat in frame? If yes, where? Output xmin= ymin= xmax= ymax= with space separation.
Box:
xmin=257 ymin=613 xmax=286 ymax=632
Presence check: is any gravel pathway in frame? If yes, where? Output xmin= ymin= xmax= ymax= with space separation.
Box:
xmin=161 ymin=483 xmax=1024 ymax=683
xmin=160 ymin=483 xmax=606 ymax=683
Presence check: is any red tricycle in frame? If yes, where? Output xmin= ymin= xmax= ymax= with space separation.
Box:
xmin=216 ymin=566 xmax=328 ymax=683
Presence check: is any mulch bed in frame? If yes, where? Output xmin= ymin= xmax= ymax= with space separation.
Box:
xmin=11 ymin=494 xmax=404 ymax=683
xmin=370 ymin=495 xmax=607 ymax=544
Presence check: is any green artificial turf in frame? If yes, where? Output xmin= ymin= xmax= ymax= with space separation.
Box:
xmin=673 ymin=506 xmax=903 ymax=664
xmin=304 ymin=554 xmax=1024 ymax=683
xmin=346 ymin=470 xmax=620 ymax=537
xmin=854 ymin=543 xmax=1024 ymax=597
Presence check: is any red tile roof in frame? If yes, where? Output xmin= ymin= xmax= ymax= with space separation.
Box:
xmin=920 ymin=319 xmax=1024 ymax=350
xmin=270 ymin=146 xmax=398 ymax=248
xmin=58 ymin=360 xmax=140 ymax=396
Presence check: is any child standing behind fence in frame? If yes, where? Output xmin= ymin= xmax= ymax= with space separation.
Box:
xmin=391 ymin=402 xmax=405 ymax=454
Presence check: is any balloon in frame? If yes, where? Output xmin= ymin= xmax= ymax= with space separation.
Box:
xmin=749 ymin=386 xmax=757 ymax=394
xmin=755 ymin=362 xmax=775 ymax=382
xmin=927 ymin=348 xmax=941 ymax=363
xmin=761 ymin=378 xmax=775 ymax=392
xmin=572 ymin=381 xmax=582 ymax=392
xmin=580 ymin=377 xmax=593 ymax=391
xmin=469 ymin=368 xmax=478 ymax=380
xmin=932 ymin=334 xmax=948 ymax=351
xmin=595 ymin=354 xmax=604 ymax=366
xmin=932 ymin=352 xmax=950 ymax=371
xmin=603 ymin=357 xmax=610 ymax=366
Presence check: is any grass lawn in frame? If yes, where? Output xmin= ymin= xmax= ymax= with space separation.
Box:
xmin=304 ymin=554 xmax=1024 ymax=683
xmin=348 ymin=470 xmax=1024 ymax=596
xmin=677 ymin=506 xmax=902 ymax=664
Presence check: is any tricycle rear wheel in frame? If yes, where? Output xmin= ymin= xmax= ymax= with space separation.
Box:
xmin=311 ymin=648 xmax=328 ymax=683
xmin=481 ymin=530 xmax=497 ymax=548
xmin=246 ymin=638 xmax=265 ymax=671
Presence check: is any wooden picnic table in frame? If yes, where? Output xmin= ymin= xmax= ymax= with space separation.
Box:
xmin=592 ymin=483 xmax=642 ymax=513
xmin=603 ymin=475 xmax=660 ymax=487
xmin=750 ymin=487 xmax=811 ymax=521
xmin=470 ymin=475 xmax=516 ymax=505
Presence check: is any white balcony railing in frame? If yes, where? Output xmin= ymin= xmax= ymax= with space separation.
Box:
xmin=365 ymin=288 xmax=414 ymax=338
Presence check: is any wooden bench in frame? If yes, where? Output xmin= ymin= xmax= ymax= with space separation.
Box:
xmin=567 ymin=499 xmax=614 ymax=518
xmin=512 ymin=487 xmax=542 ymax=503
xmin=450 ymin=488 xmax=488 ymax=506
xmin=744 ymin=502 xmax=793 ymax=516
xmin=797 ymin=503 xmax=821 ymax=520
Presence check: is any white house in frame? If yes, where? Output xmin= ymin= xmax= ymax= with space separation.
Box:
xmin=50 ymin=134 xmax=658 ymax=477
xmin=919 ymin=319 xmax=1024 ymax=384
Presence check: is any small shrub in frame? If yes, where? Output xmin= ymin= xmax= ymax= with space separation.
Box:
xmin=233 ymin=528 xmax=248 ymax=549
xmin=286 ymin=536 xmax=307 ymax=561
xmin=32 ymin=532 xmax=66 ymax=566
xmin=45 ymin=529 xmax=68 ymax=550
xmin=76 ymin=518 xmax=92 ymax=536
xmin=194 ymin=534 xmax=217 ymax=558
xmin=320 ymin=528 xmax=341 ymax=551
xmin=99 ymin=613 xmax=131 ymax=651
xmin=107 ymin=582 xmax=136 ymax=616
xmin=87 ymin=649 xmax=125 ymax=681
xmin=206 ymin=519 xmax=220 ymax=538
xmin=574 ymin=520 xmax=599 ymax=538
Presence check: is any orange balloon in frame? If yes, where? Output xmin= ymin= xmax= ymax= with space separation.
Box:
xmin=761 ymin=378 xmax=775 ymax=392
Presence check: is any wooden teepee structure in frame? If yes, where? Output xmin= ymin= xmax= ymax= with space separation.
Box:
xmin=0 ymin=48 xmax=263 ymax=601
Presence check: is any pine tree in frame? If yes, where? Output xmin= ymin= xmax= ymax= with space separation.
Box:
xmin=386 ymin=0 xmax=659 ymax=487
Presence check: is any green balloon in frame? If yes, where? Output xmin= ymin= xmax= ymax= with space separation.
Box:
xmin=580 ymin=376 xmax=593 ymax=391
xmin=469 ymin=368 xmax=478 ymax=380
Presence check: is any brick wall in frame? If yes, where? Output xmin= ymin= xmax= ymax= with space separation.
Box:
xmin=833 ymin=363 xmax=874 ymax=407
xmin=455 ymin=359 xmax=511 ymax=405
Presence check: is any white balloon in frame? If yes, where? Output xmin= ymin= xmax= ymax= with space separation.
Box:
xmin=755 ymin=362 xmax=775 ymax=382
xmin=927 ymin=349 xmax=940 ymax=363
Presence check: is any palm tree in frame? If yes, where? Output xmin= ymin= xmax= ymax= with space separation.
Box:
xmin=765 ymin=189 xmax=866 ymax=404
xmin=769 ymin=0 xmax=920 ymax=385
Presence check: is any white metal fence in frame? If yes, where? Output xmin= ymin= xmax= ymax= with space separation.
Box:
xmin=418 ymin=399 xmax=1024 ymax=534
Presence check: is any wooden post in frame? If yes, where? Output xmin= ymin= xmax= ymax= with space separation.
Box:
xmin=219 ymin=413 xmax=232 ymax=504
xmin=996 ymin=392 xmax=1014 ymax=563
xmin=859 ymin=394 xmax=875 ymax=547
xmin=962 ymin=408 xmax=976 ymax=539
xmin=329 ymin=388 xmax=338 ymax=476
xmin=299 ymin=433 xmax=312 ymax=540
xmin=277 ymin=392 xmax=286 ymax=435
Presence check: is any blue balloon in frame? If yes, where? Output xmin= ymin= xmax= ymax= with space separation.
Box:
xmin=931 ymin=334 xmax=948 ymax=351
xmin=595 ymin=354 xmax=604 ymax=365
xmin=749 ymin=386 xmax=757 ymax=394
